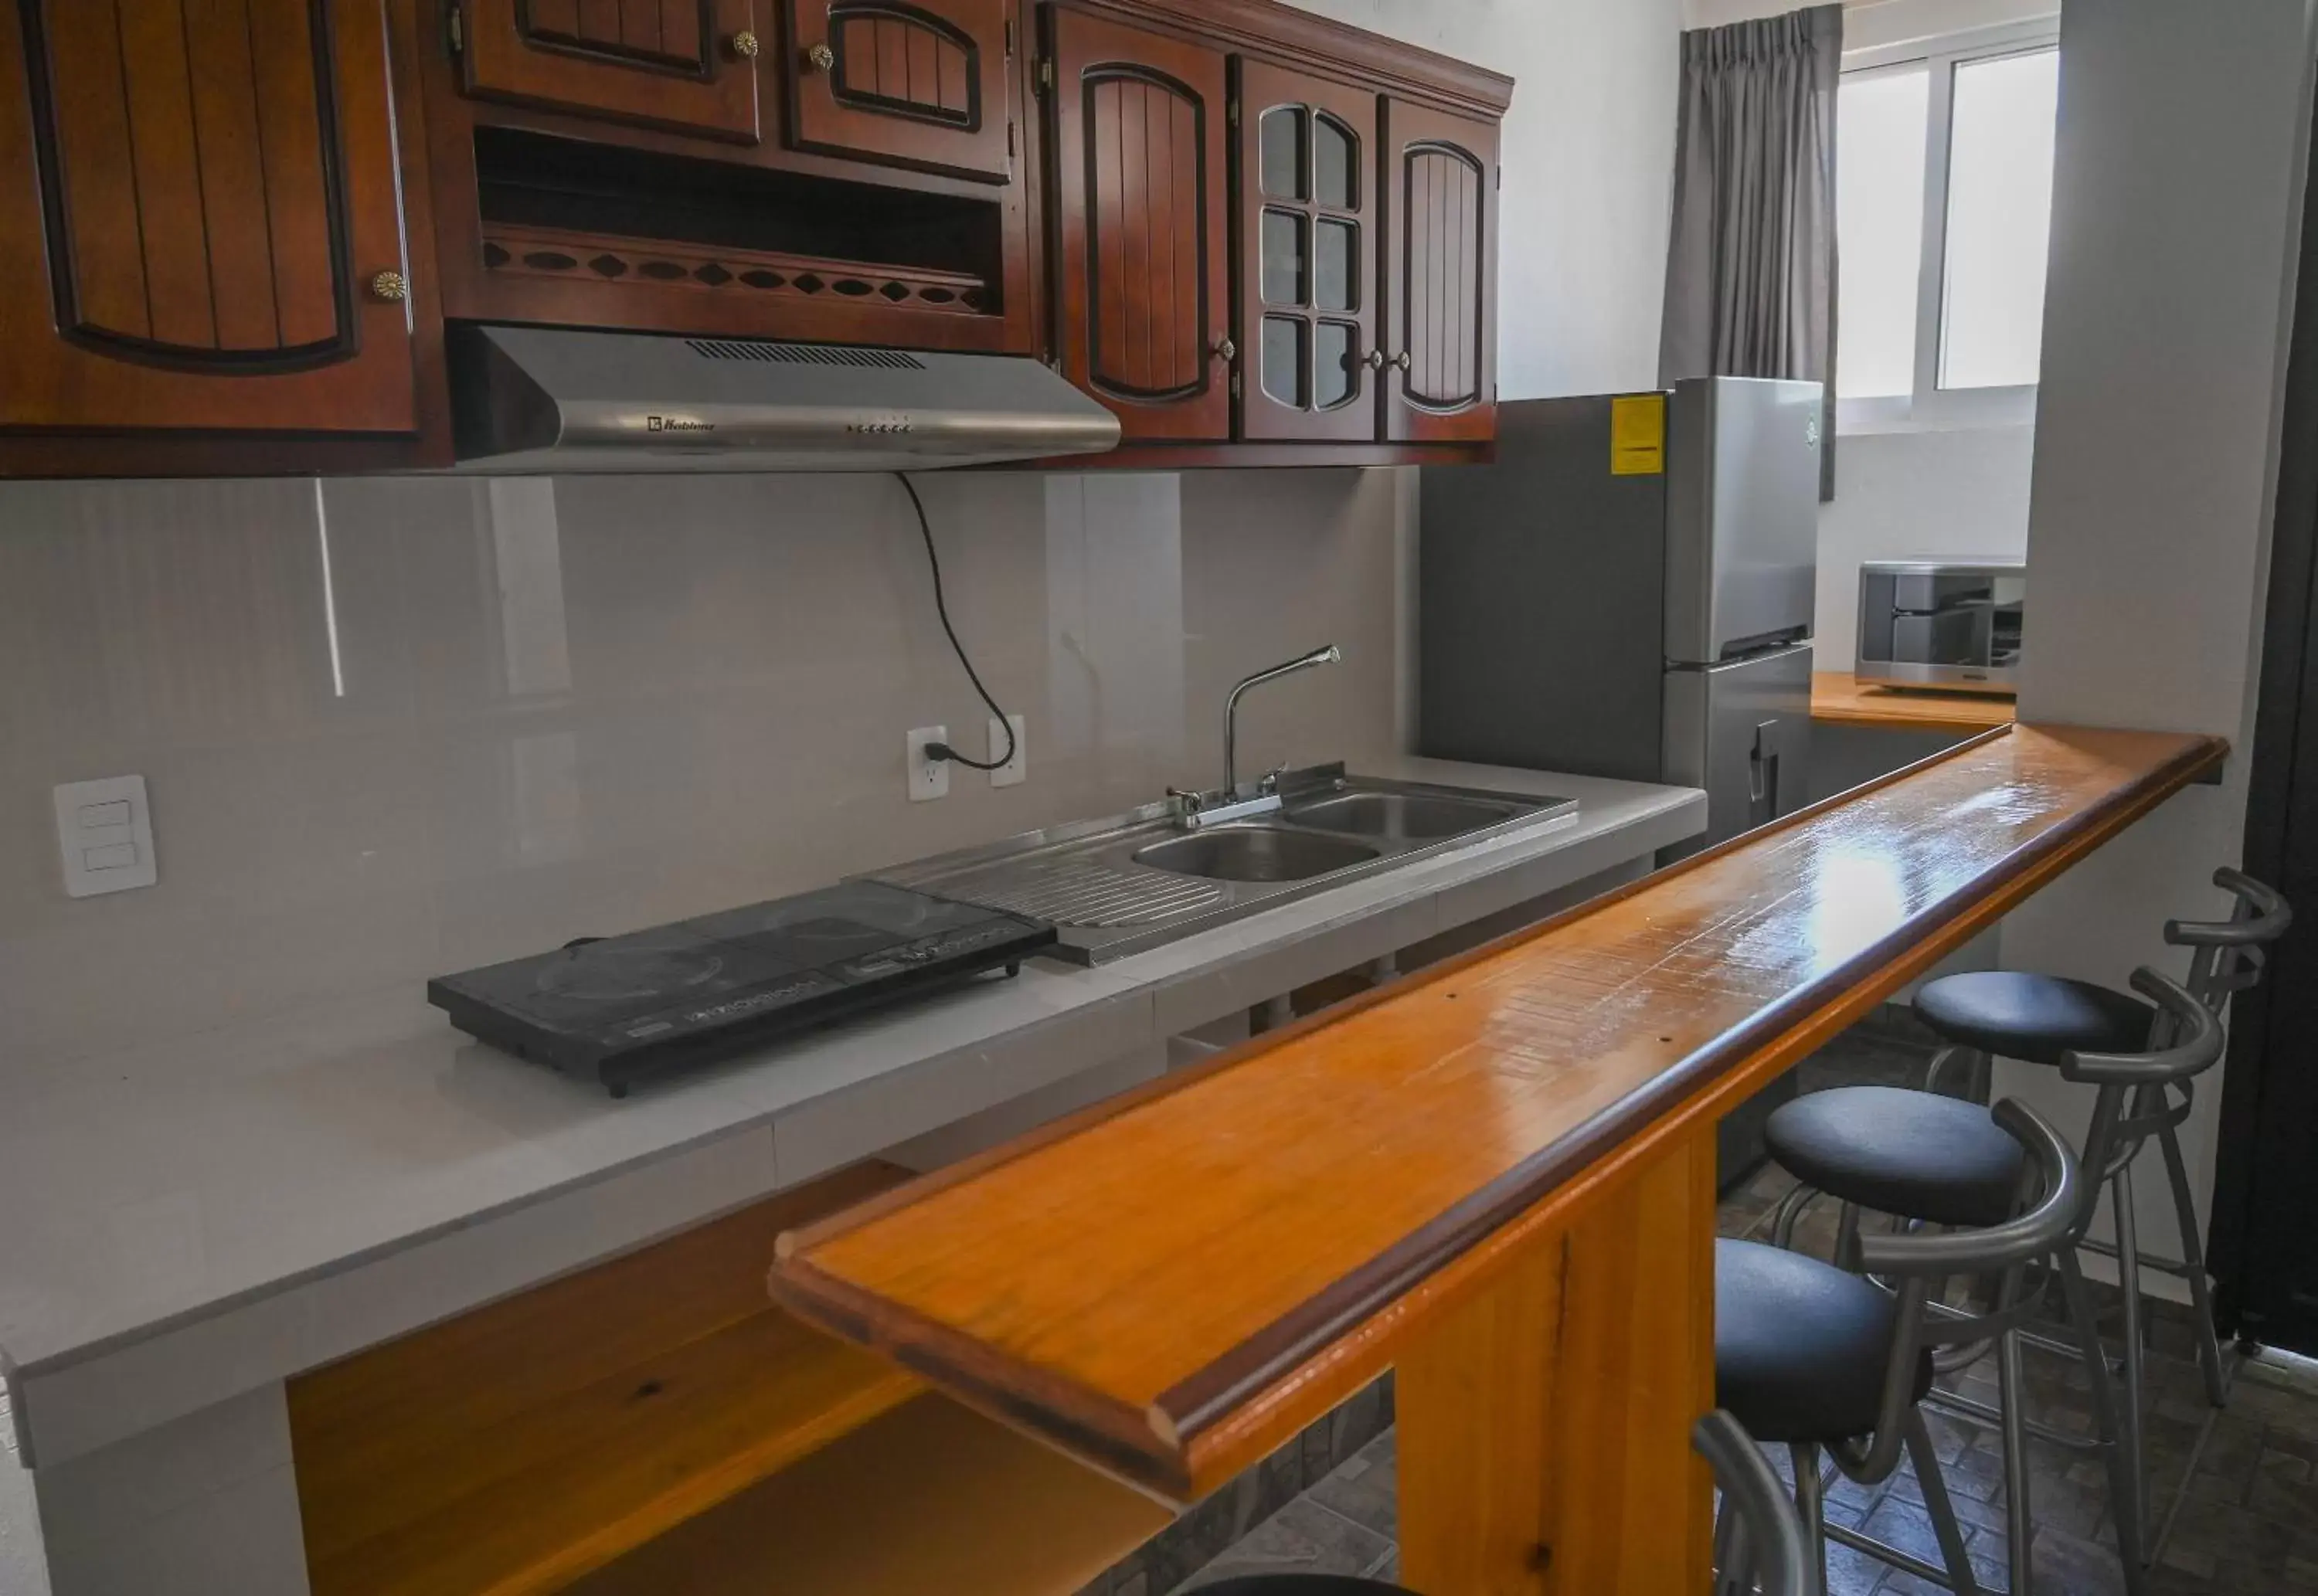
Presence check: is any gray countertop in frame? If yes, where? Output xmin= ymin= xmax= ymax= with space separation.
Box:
xmin=0 ymin=757 xmax=1702 ymax=1467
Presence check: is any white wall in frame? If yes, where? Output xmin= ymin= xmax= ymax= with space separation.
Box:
xmin=1814 ymin=425 xmax=2035 ymax=670
xmin=1287 ymin=0 xmax=1684 ymax=394
xmin=1998 ymin=0 xmax=2315 ymax=1275
xmin=1684 ymin=0 xmax=2055 ymax=44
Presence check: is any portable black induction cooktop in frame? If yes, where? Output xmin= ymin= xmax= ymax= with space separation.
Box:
xmin=427 ymin=881 xmax=1057 ymax=1095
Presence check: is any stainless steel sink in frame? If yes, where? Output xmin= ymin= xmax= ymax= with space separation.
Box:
xmin=1283 ymin=790 xmax=1525 ymax=842
xmin=867 ymin=766 xmax=1577 ymax=963
xmin=1131 ymin=825 xmax=1381 ymax=882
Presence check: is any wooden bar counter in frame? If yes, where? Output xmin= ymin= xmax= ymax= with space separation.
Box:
xmin=284 ymin=724 xmax=2221 ymax=1596
xmin=767 ymin=724 xmax=2224 ymax=1591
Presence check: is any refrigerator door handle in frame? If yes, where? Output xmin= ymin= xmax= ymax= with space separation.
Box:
xmin=1749 ymin=719 xmax=1781 ymax=815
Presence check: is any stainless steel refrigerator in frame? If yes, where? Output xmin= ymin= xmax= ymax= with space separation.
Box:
xmin=1419 ymin=376 xmax=1822 ymax=855
xmin=1419 ymin=376 xmax=1823 ymax=1187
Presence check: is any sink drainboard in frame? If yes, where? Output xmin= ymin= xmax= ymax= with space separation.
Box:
xmin=931 ymin=858 xmax=1225 ymax=928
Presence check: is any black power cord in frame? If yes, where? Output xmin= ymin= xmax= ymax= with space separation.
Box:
xmin=897 ymin=472 xmax=1018 ymax=773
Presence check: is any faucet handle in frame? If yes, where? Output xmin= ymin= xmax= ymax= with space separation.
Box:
xmin=1257 ymin=762 xmax=1290 ymax=796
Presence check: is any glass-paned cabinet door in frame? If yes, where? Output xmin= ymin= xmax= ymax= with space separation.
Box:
xmin=1236 ymin=62 xmax=1377 ymax=441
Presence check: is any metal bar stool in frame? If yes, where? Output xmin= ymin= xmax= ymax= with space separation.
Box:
xmin=1193 ymin=1411 xmax=1810 ymax=1596
xmin=1915 ymin=869 xmax=2288 ymax=1416
xmin=1720 ymin=1099 xmax=2094 ymax=1596
xmin=1759 ymin=970 xmax=2225 ymax=1592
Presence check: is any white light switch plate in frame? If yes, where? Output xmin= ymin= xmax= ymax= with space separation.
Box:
xmin=988 ymin=715 xmax=1026 ymax=787
xmin=907 ymin=727 xmax=950 ymax=802
xmin=55 ymin=775 xmax=158 ymax=898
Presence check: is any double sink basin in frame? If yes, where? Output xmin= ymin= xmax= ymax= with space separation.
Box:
xmin=870 ymin=767 xmax=1579 ymax=963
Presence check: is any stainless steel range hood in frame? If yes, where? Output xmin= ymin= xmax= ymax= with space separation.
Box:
xmin=448 ymin=324 xmax=1120 ymax=472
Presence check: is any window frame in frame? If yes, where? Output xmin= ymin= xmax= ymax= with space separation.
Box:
xmin=1839 ymin=19 xmax=2061 ymax=435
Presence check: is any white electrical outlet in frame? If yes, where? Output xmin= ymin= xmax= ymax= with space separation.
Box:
xmin=907 ymin=726 xmax=950 ymax=801
xmin=988 ymin=714 xmax=1027 ymax=788
xmin=54 ymin=775 xmax=158 ymax=898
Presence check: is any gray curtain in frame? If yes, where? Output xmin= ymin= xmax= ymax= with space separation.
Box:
xmin=1660 ymin=5 xmax=1843 ymax=498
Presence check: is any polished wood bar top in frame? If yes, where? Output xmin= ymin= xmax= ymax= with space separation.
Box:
xmin=770 ymin=725 xmax=2225 ymax=1499
xmin=1813 ymin=671 xmax=2017 ymax=733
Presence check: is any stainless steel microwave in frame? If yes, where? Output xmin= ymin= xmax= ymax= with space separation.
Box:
xmin=1856 ymin=561 xmax=2024 ymax=694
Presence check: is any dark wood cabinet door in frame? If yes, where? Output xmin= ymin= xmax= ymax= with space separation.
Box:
xmin=459 ymin=0 xmax=763 ymax=142
xmin=1382 ymin=97 xmax=1495 ymax=443
xmin=1236 ymin=61 xmax=1378 ymax=443
xmin=1045 ymin=6 xmax=1230 ymax=442
xmin=0 ymin=0 xmax=419 ymax=435
xmin=787 ymin=0 xmax=1011 ymax=182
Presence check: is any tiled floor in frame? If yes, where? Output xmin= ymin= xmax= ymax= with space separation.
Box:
xmin=1119 ymin=1023 xmax=2318 ymax=1595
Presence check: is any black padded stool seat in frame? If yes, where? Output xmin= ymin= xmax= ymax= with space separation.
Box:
xmin=1913 ymin=971 xmax=2153 ymax=1065
xmin=1716 ymin=1238 xmax=1932 ymax=1445
xmin=1765 ymin=1086 xmax=2027 ymax=1227
xmin=1194 ymin=1579 xmax=1414 ymax=1594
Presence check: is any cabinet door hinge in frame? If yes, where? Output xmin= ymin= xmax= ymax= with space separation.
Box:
xmin=1230 ymin=370 xmax=1242 ymax=399
xmin=1035 ymin=57 xmax=1055 ymax=95
xmin=445 ymin=2 xmax=464 ymax=55
xmin=1005 ymin=18 xmax=1015 ymax=56
xmin=1227 ymin=99 xmax=1239 ymax=127
xmin=1008 ymin=120 xmax=1016 ymax=158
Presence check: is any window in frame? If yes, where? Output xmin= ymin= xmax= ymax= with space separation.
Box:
xmin=1836 ymin=29 xmax=2059 ymax=430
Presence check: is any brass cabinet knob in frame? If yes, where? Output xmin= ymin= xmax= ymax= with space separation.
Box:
xmin=1212 ymin=337 xmax=1236 ymax=362
xmin=369 ymin=270 xmax=409 ymax=303
xmin=1364 ymin=348 xmax=1385 ymax=371
xmin=806 ymin=40 xmax=834 ymax=71
xmin=731 ymin=29 xmax=762 ymax=58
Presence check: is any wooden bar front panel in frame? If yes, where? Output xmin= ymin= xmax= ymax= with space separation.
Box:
xmin=1398 ymin=1124 xmax=1717 ymax=1594
xmin=0 ymin=0 xmax=420 ymax=434
xmin=1046 ymin=6 xmax=1230 ymax=441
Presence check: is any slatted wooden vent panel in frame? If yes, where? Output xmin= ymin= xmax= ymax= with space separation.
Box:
xmin=1086 ymin=73 xmax=1206 ymax=401
xmin=29 ymin=0 xmax=352 ymax=364
xmin=1401 ymin=142 xmax=1484 ymax=409
xmin=522 ymin=0 xmax=711 ymax=69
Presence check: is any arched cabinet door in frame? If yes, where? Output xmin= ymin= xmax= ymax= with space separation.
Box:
xmin=1382 ymin=97 xmax=1497 ymax=443
xmin=0 ymin=0 xmax=419 ymax=436
xmin=788 ymin=0 xmax=1014 ymax=182
xmin=1045 ymin=6 xmax=1231 ymax=442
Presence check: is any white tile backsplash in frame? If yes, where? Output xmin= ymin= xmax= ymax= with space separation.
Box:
xmin=0 ymin=469 xmax=1403 ymax=1073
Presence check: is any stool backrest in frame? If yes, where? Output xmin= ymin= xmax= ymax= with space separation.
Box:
xmin=1817 ymin=1099 xmax=2078 ymax=1483
xmin=1693 ymin=1410 xmax=1811 ymax=1596
xmin=2059 ymin=967 xmax=2224 ymax=1182
xmin=2168 ymin=868 xmax=2292 ymax=1013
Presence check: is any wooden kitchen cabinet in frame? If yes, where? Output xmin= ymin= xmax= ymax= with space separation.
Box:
xmin=786 ymin=0 xmax=1015 ymax=182
xmin=1381 ymin=95 xmax=1497 ymax=443
xmin=1043 ymin=6 xmax=1233 ymax=443
xmin=0 ymin=0 xmax=427 ymax=443
xmin=1235 ymin=59 xmax=1378 ymax=443
xmin=454 ymin=0 xmax=764 ymax=142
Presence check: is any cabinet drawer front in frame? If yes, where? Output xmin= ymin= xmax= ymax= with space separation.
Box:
xmin=788 ymin=0 xmax=1011 ymax=182
xmin=0 ymin=0 xmax=417 ymax=434
xmin=1383 ymin=98 xmax=1495 ymax=444
xmin=461 ymin=0 xmax=762 ymax=141
xmin=1236 ymin=60 xmax=1378 ymax=443
xmin=1047 ymin=7 xmax=1229 ymax=442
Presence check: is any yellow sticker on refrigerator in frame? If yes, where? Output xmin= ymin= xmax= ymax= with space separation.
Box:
xmin=1610 ymin=393 xmax=1667 ymax=476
